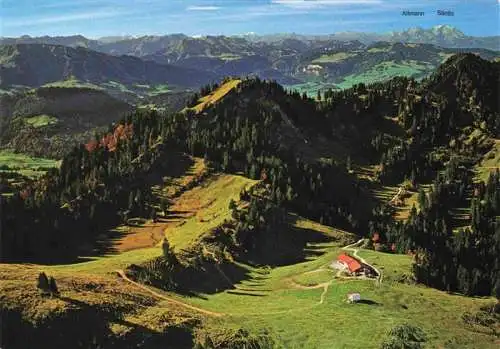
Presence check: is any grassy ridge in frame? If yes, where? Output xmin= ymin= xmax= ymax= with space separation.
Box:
xmin=312 ymin=52 xmax=357 ymax=64
xmin=42 ymin=78 xmax=103 ymax=90
xmin=165 ymin=174 xmax=257 ymax=251
xmin=190 ymin=79 xmax=241 ymax=113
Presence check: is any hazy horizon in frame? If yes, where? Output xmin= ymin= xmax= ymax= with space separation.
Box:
xmin=3 ymin=24 xmax=500 ymax=41
xmin=2 ymin=0 xmax=499 ymax=39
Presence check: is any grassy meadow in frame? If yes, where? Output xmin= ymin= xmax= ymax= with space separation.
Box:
xmin=335 ymin=61 xmax=433 ymax=89
xmin=42 ymin=78 xmax=103 ymax=90
xmin=183 ymin=241 xmax=496 ymax=349
xmin=0 ymin=150 xmax=61 ymax=177
xmin=45 ymin=170 xmax=256 ymax=274
xmin=24 ymin=206 xmax=498 ymax=349
xmin=312 ymin=52 xmax=357 ymax=64
xmin=24 ymin=114 xmax=59 ymax=128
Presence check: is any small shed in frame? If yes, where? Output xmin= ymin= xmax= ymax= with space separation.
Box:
xmin=347 ymin=293 xmax=361 ymax=303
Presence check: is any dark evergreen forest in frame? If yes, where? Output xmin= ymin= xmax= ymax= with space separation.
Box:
xmin=1 ymin=53 xmax=498 ymax=297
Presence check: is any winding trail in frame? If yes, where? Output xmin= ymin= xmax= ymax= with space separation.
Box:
xmin=288 ymin=280 xmax=332 ymax=305
xmin=273 ymin=105 xmax=309 ymax=144
xmin=115 ymin=270 xmax=224 ymax=317
xmin=341 ymin=239 xmax=383 ymax=285
xmin=117 ymin=268 xmax=330 ymax=317
xmin=115 ymin=239 xmax=383 ymax=318
xmin=388 ymin=186 xmax=404 ymax=205
xmin=202 ymin=246 xmax=237 ymax=289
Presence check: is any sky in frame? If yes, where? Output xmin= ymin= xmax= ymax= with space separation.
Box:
xmin=1 ymin=0 xmax=499 ymax=38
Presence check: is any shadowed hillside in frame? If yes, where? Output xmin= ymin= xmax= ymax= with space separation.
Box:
xmin=0 ymin=44 xmax=216 ymax=89
xmin=0 ymin=86 xmax=134 ymax=158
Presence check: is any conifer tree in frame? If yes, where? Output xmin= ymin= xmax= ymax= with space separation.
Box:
xmin=48 ymin=276 xmax=59 ymax=296
xmin=161 ymin=238 xmax=177 ymax=266
xmin=417 ymin=188 xmax=427 ymax=211
xmin=37 ymin=272 xmax=50 ymax=295
xmin=160 ymin=198 xmax=169 ymax=217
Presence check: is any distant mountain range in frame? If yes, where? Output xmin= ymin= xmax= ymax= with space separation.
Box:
xmin=247 ymin=25 xmax=499 ymax=50
xmin=0 ymin=25 xmax=498 ymax=99
xmin=2 ymin=26 xmax=498 ymax=52
xmin=0 ymin=44 xmax=215 ymax=89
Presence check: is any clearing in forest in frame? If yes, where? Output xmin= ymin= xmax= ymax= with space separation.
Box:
xmin=176 ymin=230 xmax=496 ymax=349
xmin=165 ymin=173 xmax=257 ymax=251
xmin=476 ymin=139 xmax=500 ymax=182
xmin=112 ymin=156 xmax=209 ymax=253
xmin=0 ymin=150 xmax=61 ymax=178
xmin=47 ymin=172 xmax=257 ymax=274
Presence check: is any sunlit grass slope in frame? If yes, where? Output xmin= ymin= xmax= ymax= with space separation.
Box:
xmin=46 ymin=173 xmax=257 ymax=274
xmin=190 ymin=79 xmax=241 ymax=114
xmin=2 ymin=214 xmax=497 ymax=348
xmin=166 ymin=174 xmax=257 ymax=251
xmin=183 ymin=241 xmax=497 ymax=349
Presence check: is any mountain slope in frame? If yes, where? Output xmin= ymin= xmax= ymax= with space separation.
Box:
xmin=3 ymin=26 xmax=498 ymax=51
xmin=2 ymin=30 xmax=498 ymax=92
xmin=294 ymin=42 xmax=499 ymax=89
xmin=421 ymin=53 xmax=500 ymax=133
xmin=0 ymin=55 xmax=499 ymax=349
xmin=0 ymin=44 xmax=216 ymax=88
xmin=0 ymin=86 xmax=133 ymax=158
xmin=390 ymin=25 xmax=499 ymax=50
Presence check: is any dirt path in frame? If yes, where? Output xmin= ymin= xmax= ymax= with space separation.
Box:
xmin=205 ymin=244 xmax=334 ymax=308
xmin=115 ymin=270 xmax=224 ymax=317
xmin=319 ymin=282 xmax=330 ymax=304
xmin=389 ymin=186 xmax=404 ymax=204
xmin=288 ymin=280 xmax=332 ymax=305
xmin=273 ymin=105 xmax=309 ymax=144
xmin=118 ymin=268 xmax=330 ymax=318
xmin=202 ymin=246 xmax=236 ymax=289
xmin=342 ymin=239 xmax=383 ymax=285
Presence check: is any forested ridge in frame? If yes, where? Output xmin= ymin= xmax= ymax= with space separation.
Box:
xmin=1 ymin=77 xmax=363 ymax=262
xmin=355 ymin=54 xmax=500 ymax=296
xmin=1 ymin=53 xmax=499 ymax=298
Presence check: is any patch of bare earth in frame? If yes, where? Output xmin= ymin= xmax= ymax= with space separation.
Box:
xmin=111 ymin=157 xmax=208 ymax=253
